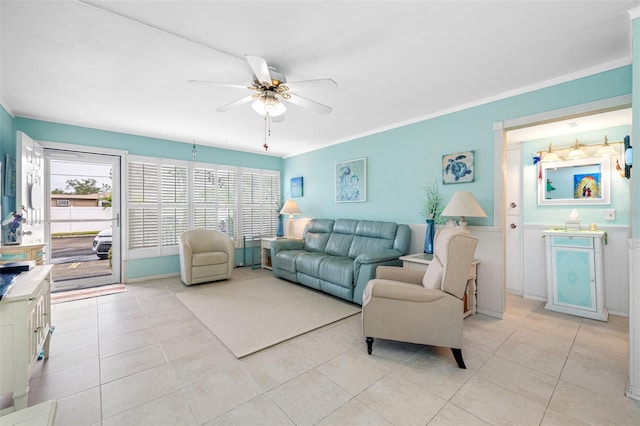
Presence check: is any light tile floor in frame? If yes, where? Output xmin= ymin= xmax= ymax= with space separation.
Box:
xmin=19 ymin=268 xmax=640 ymax=425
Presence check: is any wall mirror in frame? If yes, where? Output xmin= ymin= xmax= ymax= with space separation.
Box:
xmin=538 ymin=156 xmax=610 ymax=205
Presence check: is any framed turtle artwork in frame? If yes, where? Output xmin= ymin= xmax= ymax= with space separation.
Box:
xmin=442 ymin=150 xmax=475 ymax=184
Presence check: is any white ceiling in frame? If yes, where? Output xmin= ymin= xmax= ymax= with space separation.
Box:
xmin=1 ymin=1 xmax=637 ymax=158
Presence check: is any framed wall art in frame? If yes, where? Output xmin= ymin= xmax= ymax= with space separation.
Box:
xmin=335 ymin=157 xmax=366 ymax=202
xmin=442 ymin=150 xmax=474 ymax=184
xmin=290 ymin=176 xmax=303 ymax=198
xmin=4 ymin=154 xmax=16 ymax=197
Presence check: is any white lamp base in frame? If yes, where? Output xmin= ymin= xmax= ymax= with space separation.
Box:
xmin=288 ymin=215 xmax=294 ymax=237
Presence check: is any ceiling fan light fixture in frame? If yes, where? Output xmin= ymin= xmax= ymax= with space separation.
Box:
xmin=252 ymin=94 xmax=286 ymax=117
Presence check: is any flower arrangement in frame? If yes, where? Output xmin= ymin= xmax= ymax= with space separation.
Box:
xmin=420 ymin=182 xmax=445 ymax=224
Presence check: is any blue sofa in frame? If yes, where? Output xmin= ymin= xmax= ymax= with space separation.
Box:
xmin=270 ymin=219 xmax=411 ymax=305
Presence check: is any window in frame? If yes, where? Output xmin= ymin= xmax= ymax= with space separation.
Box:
xmin=193 ymin=165 xmax=238 ymax=239
xmin=240 ymin=168 xmax=280 ymax=238
xmin=126 ymin=156 xmax=279 ymax=257
xmin=56 ymin=199 xmax=70 ymax=206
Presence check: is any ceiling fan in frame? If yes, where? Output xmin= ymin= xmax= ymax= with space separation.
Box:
xmin=189 ymin=55 xmax=336 ymax=120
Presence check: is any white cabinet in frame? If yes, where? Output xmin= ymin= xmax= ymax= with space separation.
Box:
xmin=0 ymin=265 xmax=53 ymax=410
xmin=542 ymin=230 xmax=607 ymax=321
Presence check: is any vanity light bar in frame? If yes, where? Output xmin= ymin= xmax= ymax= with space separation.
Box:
xmin=541 ymin=136 xmax=623 ymax=162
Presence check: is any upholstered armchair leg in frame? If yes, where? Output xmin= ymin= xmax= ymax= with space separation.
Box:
xmin=366 ymin=337 xmax=374 ymax=354
xmin=452 ymin=348 xmax=466 ymax=369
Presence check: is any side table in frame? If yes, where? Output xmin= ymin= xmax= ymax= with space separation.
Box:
xmin=399 ymin=253 xmax=479 ymax=318
xmin=261 ymin=237 xmax=276 ymax=270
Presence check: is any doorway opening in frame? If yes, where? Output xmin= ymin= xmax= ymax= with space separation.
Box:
xmin=498 ymin=97 xmax=632 ymax=311
xmin=46 ymin=150 xmax=122 ymax=292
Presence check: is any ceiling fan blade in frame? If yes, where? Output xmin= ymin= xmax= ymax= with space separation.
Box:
xmin=245 ymin=55 xmax=272 ymax=86
xmin=283 ymin=78 xmax=337 ymax=92
xmin=284 ymin=93 xmax=332 ymax=115
xmin=216 ymin=95 xmax=255 ymax=112
xmin=188 ymin=80 xmax=251 ymax=90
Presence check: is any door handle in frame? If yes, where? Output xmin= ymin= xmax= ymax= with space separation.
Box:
xmin=510 ymin=202 xmax=517 ymax=208
xmin=510 ymin=223 xmax=517 ymax=229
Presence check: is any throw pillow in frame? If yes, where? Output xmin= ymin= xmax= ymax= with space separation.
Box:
xmin=422 ymin=255 xmax=443 ymax=289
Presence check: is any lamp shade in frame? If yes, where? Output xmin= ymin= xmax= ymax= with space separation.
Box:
xmin=596 ymin=135 xmax=617 ymax=156
xmin=542 ymin=143 xmax=561 ymax=162
xmin=566 ymin=139 xmax=586 ymax=160
xmin=279 ymin=199 xmax=301 ymax=216
xmin=441 ymin=191 xmax=487 ymax=218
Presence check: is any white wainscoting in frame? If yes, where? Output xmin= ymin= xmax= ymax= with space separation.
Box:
xmin=522 ymin=224 xmax=630 ymax=316
xmin=408 ymin=223 xmax=504 ymax=319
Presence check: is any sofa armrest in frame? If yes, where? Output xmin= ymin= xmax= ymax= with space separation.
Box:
xmin=354 ymin=249 xmax=403 ymax=264
xmin=365 ymin=279 xmax=445 ymax=303
xmin=270 ymin=238 xmax=304 ymax=256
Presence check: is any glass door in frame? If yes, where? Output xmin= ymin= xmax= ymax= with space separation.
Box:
xmin=45 ymin=150 xmax=121 ymax=291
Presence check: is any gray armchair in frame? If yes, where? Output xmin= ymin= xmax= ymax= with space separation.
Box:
xmin=362 ymin=227 xmax=478 ymax=368
xmin=178 ymin=229 xmax=235 ymax=285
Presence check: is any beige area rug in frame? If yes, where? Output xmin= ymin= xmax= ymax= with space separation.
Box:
xmin=51 ymin=283 xmax=127 ymax=304
xmin=177 ymin=277 xmax=361 ymax=358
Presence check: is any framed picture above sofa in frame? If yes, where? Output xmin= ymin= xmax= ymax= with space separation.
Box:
xmin=335 ymin=157 xmax=366 ymax=202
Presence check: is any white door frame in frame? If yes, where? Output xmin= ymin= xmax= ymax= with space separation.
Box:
xmin=493 ymin=94 xmax=632 ymax=317
xmin=41 ymin=141 xmax=127 ymax=289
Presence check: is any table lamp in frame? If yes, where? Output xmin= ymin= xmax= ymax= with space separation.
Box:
xmin=441 ymin=191 xmax=487 ymax=231
xmin=279 ymin=200 xmax=301 ymax=237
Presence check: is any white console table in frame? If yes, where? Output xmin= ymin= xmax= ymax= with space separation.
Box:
xmin=399 ymin=253 xmax=479 ymax=318
xmin=0 ymin=265 xmax=53 ymax=410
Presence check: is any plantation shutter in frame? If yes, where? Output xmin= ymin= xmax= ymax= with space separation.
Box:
xmin=160 ymin=164 xmax=188 ymax=247
xmin=240 ymin=169 xmax=280 ymax=239
xmin=192 ymin=166 xmax=238 ymax=241
xmin=128 ymin=161 xmax=159 ymax=249
xmin=126 ymin=155 xmax=279 ymax=256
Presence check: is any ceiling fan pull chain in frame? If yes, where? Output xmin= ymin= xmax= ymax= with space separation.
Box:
xmin=263 ymin=114 xmax=269 ymax=151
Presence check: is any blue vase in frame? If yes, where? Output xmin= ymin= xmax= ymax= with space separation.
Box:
xmin=424 ymin=219 xmax=435 ymax=254
xmin=276 ymin=216 xmax=284 ymax=237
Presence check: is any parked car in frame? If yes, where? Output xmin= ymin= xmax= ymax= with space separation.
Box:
xmin=92 ymin=228 xmax=112 ymax=259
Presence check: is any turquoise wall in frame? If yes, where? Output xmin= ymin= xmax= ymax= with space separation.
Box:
xmin=15 ymin=117 xmax=283 ymax=170
xmin=282 ymin=66 xmax=633 ymax=227
xmin=0 ymin=105 xmax=17 ymax=217
xmin=522 ymin=126 xmax=631 ymax=226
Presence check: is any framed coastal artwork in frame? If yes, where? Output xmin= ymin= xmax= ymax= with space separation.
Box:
xmin=335 ymin=157 xmax=366 ymax=202
xmin=442 ymin=150 xmax=474 ymax=184
xmin=4 ymin=154 xmax=16 ymax=197
xmin=290 ymin=177 xmax=303 ymax=198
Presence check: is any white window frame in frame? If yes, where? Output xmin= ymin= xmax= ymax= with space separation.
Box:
xmin=126 ymin=155 xmax=280 ymax=258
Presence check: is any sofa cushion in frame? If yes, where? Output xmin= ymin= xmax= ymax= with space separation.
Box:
xmin=348 ymin=221 xmax=397 ymax=259
xmin=318 ymin=257 xmax=353 ymax=288
xmin=192 ymin=252 xmax=228 ymax=267
xmin=302 ymin=219 xmax=335 ymax=252
xmin=275 ymin=250 xmax=307 ymax=273
xmin=295 ymin=252 xmax=333 ymax=276
xmin=325 ymin=233 xmax=354 ymax=257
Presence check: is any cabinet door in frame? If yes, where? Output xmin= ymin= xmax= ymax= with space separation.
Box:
xmin=550 ymin=246 xmax=597 ymax=312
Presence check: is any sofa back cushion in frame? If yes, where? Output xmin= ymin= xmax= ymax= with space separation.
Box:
xmin=303 ymin=219 xmax=334 ymax=252
xmin=348 ymin=220 xmax=398 ymax=258
xmin=325 ymin=219 xmax=358 ymax=257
